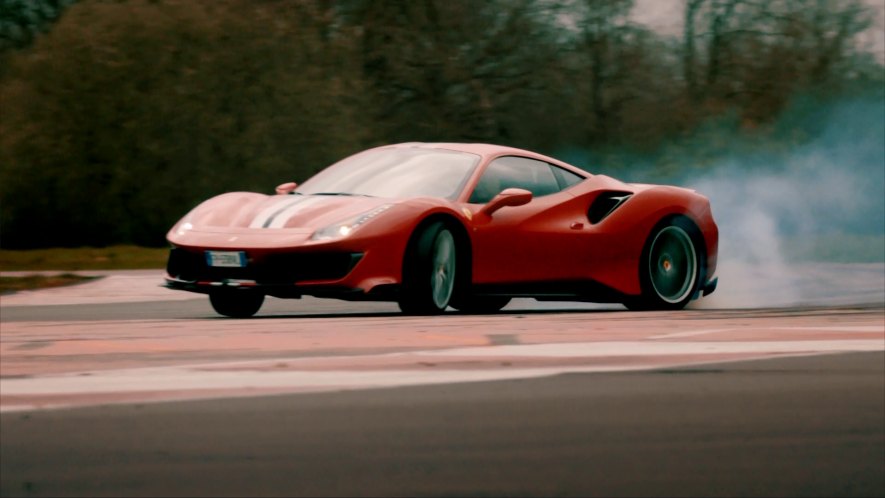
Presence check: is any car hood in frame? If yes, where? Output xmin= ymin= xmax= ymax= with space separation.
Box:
xmin=170 ymin=192 xmax=396 ymax=235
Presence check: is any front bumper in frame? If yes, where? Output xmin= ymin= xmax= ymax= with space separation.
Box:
xmin=163 ymin=243 xmax=404 ymax=301
xmin=167 ymin=247 xmax=364 ymax=284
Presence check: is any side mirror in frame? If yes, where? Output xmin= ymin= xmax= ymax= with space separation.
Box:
xmin=275 ymin=182 xmax=298 ymax=195
xmin=479 ymin=188 xmax=532 ymax=216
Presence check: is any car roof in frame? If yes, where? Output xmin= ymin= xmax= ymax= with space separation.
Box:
xmin=382 ymin=142 xmax=585 ymax=174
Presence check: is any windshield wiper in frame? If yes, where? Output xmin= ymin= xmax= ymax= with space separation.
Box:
xmin=310 ymin=192 xmax=374 ymax=197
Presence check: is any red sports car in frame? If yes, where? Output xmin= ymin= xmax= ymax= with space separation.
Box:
xmin=165 ymin=143 xmax=718 ymax=317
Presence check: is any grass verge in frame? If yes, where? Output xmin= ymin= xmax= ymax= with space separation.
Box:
xmin=0 ymin=274 xmax=99 ymax=295
xmin=0 ymin=245 xmax=168 ymax=271
xmin=0 ymin=245 xmax=167 ymax=294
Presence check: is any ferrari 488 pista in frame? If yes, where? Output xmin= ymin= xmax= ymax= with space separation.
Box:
xmin=165 ymin=143 xmax=718 ymax=317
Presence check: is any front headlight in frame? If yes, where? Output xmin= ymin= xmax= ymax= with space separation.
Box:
xmin=310 ymin=204 xmax=393 ymax=241
xmin=175 ymin=221 xmax=194 ymax=236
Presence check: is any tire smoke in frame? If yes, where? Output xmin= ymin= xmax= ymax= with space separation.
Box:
xmin=688 ymin=97 xmax=885 ymax=308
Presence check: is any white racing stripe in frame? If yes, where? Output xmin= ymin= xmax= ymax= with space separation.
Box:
xmin=266 ymin=196 xmax=326 ymax=229
xmin=248 ymin=196 xmax=310 ymax=228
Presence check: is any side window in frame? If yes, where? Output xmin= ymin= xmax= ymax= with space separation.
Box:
xmin=469 ymin=156 xmax=561 ymax=204
xmin=552 ymin=166 xmax=586 ymax=189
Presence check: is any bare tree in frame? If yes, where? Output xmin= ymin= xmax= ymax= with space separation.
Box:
xmin=345 ymin=0 xmax=559 ymax=142
xmin=683 ymin=0 xmax=706 ymax=100
xmin=556 ymin=0 xmax=636 ymax=140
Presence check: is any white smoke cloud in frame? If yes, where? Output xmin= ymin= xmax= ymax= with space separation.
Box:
xmin=688 ymin=97 xmax=885 ymax=308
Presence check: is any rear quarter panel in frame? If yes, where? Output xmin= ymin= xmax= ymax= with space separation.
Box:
xmin=579 ymin=185 xmax=718 ymax=295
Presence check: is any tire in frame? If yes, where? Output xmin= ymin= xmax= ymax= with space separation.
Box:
xmin=450 ymin=296 xmax=511 ymax=314
xmin=398 ymin=222 xmax=457 ymax=315
xmin=625 ymin=217 xmax=702 ymax=311
xmin=209 ymin=290 xmax=265 ymax=318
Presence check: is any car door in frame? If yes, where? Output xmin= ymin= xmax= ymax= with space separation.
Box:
xmin=468 ymin=156 xmax=590 ymax=285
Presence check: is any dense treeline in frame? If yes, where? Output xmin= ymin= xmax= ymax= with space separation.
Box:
xmin=0 ymin=0 xmax=74 ymax=51
xmin=0 ymin=0 xmax=881 ymax=248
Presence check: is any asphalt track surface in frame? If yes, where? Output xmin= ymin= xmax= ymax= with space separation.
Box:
xmin=1 ymin=269 xmax=884 ymax=497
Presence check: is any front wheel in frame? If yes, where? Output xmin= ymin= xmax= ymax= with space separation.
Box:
xmin=398 ymin=222 xmax=457 ymax=315
xmin=209 ymin=291 xmax=265 ymax=318
xmin=625 ymin=217 xmax=702 ymax=311
xmin=450 ymin=296 xmax=511 ymax=314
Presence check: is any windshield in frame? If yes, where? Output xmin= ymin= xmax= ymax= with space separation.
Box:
xmin=296 ymin=148 xmax=480 ymax=199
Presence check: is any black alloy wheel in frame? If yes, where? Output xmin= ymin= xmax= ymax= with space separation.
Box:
xmin=209 ymin=290 xmax=265 ymax=318
xmin=625 ymin=216 xmax=703 ymax=311
xmin=399 ymin=221 xmax=457 ymax=315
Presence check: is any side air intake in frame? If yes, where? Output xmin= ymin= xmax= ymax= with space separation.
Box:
xmin=588 ymin=191 xmax=632 ymax=224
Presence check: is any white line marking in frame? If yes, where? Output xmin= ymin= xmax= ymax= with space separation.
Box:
xmin=2 ymin=339 xmax=881 ymax=408
xmin=649 ymin=328 xmax=734 ymax=339
xmin=771 ymin=326 xmax=884 ymax=332
xmin=415 ymin=340 xmax=885 ymax=358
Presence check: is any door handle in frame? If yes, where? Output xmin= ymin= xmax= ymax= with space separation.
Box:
xmin=570 ymin=222 xmax=584 ymax=230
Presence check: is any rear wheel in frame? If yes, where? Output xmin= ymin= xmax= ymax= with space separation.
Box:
xmin=625 ymin=217 xmax=701 ymax=311
xmin=209 ymin=291 xmax=265 ymax=318
xmin=398 ymin=222 xmax=457 ymax=315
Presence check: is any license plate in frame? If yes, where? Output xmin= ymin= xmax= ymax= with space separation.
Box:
xmin=205 ymin=251 xmax=247 ymax=268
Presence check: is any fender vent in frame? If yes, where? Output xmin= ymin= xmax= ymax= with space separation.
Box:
xmin=588 ymin=191 xmax=632 ymax=224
